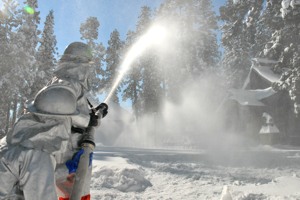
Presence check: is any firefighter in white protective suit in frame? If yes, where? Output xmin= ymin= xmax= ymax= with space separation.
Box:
xmin=0 ymin=42 xmax=108 ymax=200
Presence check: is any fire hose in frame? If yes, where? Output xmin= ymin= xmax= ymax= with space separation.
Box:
xmin=69 ymin=102 xmax=108 ymax=200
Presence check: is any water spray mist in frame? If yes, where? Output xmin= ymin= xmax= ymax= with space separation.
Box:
xmin=104 ymin=24 xmax=167 ymax=103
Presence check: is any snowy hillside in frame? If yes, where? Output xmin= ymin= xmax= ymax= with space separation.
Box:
xmin=90 ymin=145 xmax=300 ymax=200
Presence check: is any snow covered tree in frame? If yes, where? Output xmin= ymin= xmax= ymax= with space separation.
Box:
xmin=243 ymin=0 xmax=266 ymax=57
xmin=80 ymin=17 xmax=106 ymax=97
xmin=121 ymin=6 xmax=154 ymax=117
xmin=135 ymin=6 xmax=152 ymax=110
xmin=80 ymin=16 xmax=99 ymax=46
xmin=260 ymin=1 xmax=284 ymax=62
xmin=16 ymin=0 xmax=40 ymax=101
xmin=171 ymin=0 xmax=220 ymax=76
xmin=155 ymin=1 xmax=188 ymax=102
xmin=0 ymin=0 xmax=41 ymax=135
xmin=219 ymin=0 xmax=253 ymax=88
xmin=155 ymin=1 xmax=184 ymax=101
xmin=122 ymin=30 xmax=143 ymax=118
xmin=269 ymin=0 xmax=300 ymax=115
xmin=20 ymin=0 xmax=40 ymax=59
xmin=196 ymin=0 xmax=220 ymax=71
xmin=140 ymin=52 xmax=162 ymax=114
xmin=155 ymin=0 xmax=220 ymax=101
xmin=104 ymin=29 xmax=123 ymax=104
xmin=33 ymin=10 xmax=57 ymax=96
xmin=133 ymin=6 xmax=164 ymax=114
xmin=37 ymin=10 xmax=57 ymax=76
xmin=252 ymin=1 xmax=282 ymax=60
xmin=92 ymin=43 xmax=106 ymax=93
xmin=0 ymin=0 xmax=23 ymax=136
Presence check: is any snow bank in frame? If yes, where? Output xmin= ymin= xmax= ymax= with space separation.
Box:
xmin=91 ymin=158 xmax=152 ymax=193
xmin=90 ymin=147 xmax=300 ymax=200
xmin=233 ymin=175 xmax=300 ymax=199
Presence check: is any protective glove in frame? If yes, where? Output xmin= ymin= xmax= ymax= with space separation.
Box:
xmin=65 ymin=149 xmax=93 ymax=174
xmin=66 ymin=149 xmax=84 ymax=174
xmin=88 ymin=112 xmax=99 ymax=127
xmin=88 ymin=103 xmax=108 ymax=127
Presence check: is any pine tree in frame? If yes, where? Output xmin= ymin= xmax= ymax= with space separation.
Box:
xmin=269 ymin=1 xmax=300 ymax=115
xmin=155 ymin=0 xmax=220 ymax=101
xmin=197 ymin=0 xmax=220 ymax=71
xmin=219 ymin=0 xmax=253 ymax=88
xmin=80 ymin=17 xmax=106 ymax=97
xmin=80 ymin=16 xmax=99 ymax=46
xmin=0 ymin=0 xmax=40 ymax=135
xmin=141 ymin=52 xmax=162 ymax=114
xmin=133 ymin=6 xmax=163 ymax=114
xmin=20 ymin=0 xmax=40 ymax=58
xmin=0 ymin=0 xmax=22 ymax=136
xmin=172 ymin=0 xmax=220 ymax=76
xmin=33 ymin=10 xmax=57 ymax=96
xmin=92 ymin=43 xmax=106 ymax=93
xmin=243 ymin=0 xmax=265 ymax=57
xmin=16 ymin=0 xmax=40 ymax=100
xmin=155 ymin=0 xmax=189 ymax=102
xmin=122 ymin=30 xmax=143 ymax=118
xmin=135 ymin=6 xmax=151 ymax=111
xmin=260 ymin=1 xmax=284 ymax=62
xmin=37 ymin=10 xmax=57 ymax=76
xmin=104 ymin=29 xmax=123 ymax=104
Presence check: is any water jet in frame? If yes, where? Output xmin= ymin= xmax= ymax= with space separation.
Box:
xmin=104 ymin=24 xmax=168 ymax=103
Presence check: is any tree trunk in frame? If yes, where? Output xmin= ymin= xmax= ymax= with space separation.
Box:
xmin=5 ymin=102 xmax=11 ymax=134
xmin=17 ymin=95 xmax=25 ymax=116
xmin=10 ymin=94 xmax=18 ymax=126
xmin=133 ymin=82 xmax=139 ymax=120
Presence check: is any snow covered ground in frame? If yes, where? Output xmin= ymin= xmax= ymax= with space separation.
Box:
xmin=90 ymin=145 xmax=300 ymax=200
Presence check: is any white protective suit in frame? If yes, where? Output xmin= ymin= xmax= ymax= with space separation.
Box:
xmin=0 ymin=114 xmax=71 ymax=200
xmin=52 ymin=62 xmax=93 ymax=200
xmin=0 ymin=60 xmax=94 ymax=200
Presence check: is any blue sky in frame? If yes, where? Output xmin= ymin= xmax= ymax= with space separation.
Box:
xmin=36 ymin=0 xmax=226 ymax=56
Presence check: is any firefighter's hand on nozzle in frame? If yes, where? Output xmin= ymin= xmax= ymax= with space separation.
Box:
xmin=88 ymin=103 xmax=108 ymax=127
xmin=95 ymin=103 xmax=108 ymax=118
xmin=88 ymin=112 xmax=99 ymax=127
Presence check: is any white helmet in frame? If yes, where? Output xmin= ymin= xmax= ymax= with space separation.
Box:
xmin=26 ymin=85 xmax=79 ymax=116
xmin=59 ymin=42 xmax=93 ymax=63
xmin=54 ymin=42 xmax=93 ymax=90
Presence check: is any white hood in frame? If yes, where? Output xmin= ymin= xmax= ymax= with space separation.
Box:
xmin=53 ymin=62 xmax=93 ymax=90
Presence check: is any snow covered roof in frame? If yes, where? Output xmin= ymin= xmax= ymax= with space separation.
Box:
xmin=252 ymin=58 xmax=279 ymax=65
xmin=251 ymin=58 xmax=281 ymax=84
xmin=228 ymin=87 xmax=277 ymax=106
xmin=228 ymin=58 xmax=283 ymax=106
